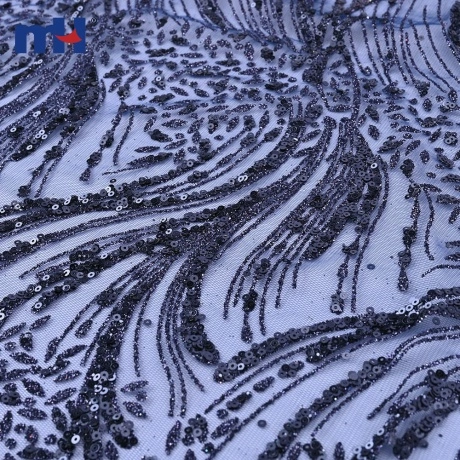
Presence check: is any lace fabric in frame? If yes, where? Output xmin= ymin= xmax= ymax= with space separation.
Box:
xmin=1 ymin=0 xmax=460 ymax=459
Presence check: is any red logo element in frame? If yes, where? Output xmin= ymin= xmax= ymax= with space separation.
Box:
xmin=55 ymin=29 xmax=82 ymax=44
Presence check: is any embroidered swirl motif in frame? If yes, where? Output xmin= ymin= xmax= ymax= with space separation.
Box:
xmin=1 ymin=0 xmax=460 ymax=459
